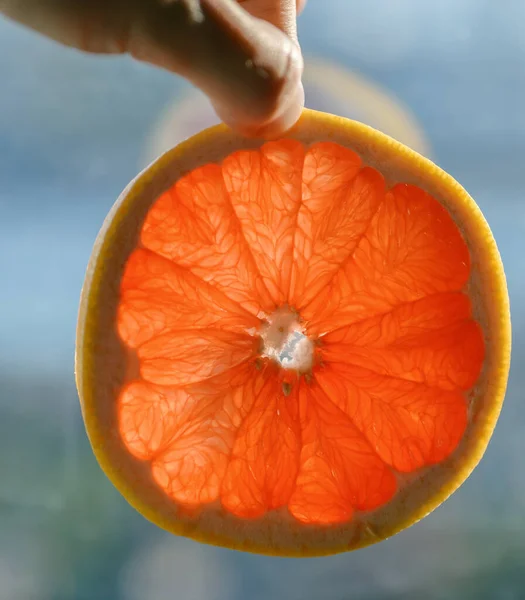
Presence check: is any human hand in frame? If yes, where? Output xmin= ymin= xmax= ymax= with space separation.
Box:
xmin=0 ymin=0 xmax=306 ymax=137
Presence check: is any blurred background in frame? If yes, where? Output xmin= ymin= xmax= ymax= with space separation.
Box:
xmin=1 ymin=0 xmax=524 ymax=598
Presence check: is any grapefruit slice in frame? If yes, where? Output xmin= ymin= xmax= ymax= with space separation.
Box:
xmin=76 ymin=109 xmax=510 ymax=557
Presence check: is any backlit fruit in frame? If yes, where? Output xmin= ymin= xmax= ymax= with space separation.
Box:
xmin=76 ymin=109 xmax=510 ymax=557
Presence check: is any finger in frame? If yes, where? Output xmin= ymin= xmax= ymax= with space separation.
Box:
xmin=0 ymin=0 xmax=304 ymax=138
xmin=0 ymin=0 xmax=130 ymax=53
xmin=202 ymin=0 xmax=304 ymax=137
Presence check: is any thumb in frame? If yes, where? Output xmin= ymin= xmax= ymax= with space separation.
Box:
xmin=204 ymin=0 xmax=305 ymax=137
xmin=0 ymin=0 xmax=304 ymax=138
xmin=131 ymin=0 xmax=304 ymax=138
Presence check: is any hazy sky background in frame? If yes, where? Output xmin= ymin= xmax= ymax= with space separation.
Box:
xmin=1 ymin=1 xmax=525 ymax=599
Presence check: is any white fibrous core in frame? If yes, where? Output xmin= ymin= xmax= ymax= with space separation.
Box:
xmin=259 ymin=307 xmax=314 ymax=372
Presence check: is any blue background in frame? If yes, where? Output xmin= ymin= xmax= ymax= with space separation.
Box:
xmin=1 ymin=1 xmax=524 ymax=598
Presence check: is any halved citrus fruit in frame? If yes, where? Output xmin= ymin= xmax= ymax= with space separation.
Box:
xmin=76 ymin=109 xmax=511 ymax=557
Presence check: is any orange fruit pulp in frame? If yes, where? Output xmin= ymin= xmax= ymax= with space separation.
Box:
xmin=76 ymin=109 xmax=511 ymax=557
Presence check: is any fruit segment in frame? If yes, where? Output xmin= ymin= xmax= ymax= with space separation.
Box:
xmin=221 ymin=366 xmax=301 ymax=518
xmin=118 ymin=249 xmax=259 ymax=348
xmin=119 ymin=381 xmax=192 ymax=461
xmin=222 ymin=140 xmax=305 ymax=306
xmin=120 ymin=364 xmax=253 ymax=504
xmin=322 ymin=292 xmax=484 ymax=391
xmin=137 ymin=329 xmax=257 ymax=386
xmin=315 ymin=363 xmax=468 ymax=472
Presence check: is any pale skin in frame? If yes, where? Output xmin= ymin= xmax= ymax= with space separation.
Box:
xmin=0 ymin=0 xmax=307 ymax=137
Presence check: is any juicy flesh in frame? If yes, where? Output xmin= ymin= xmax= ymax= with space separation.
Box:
xmin=116 ymin=140 xmax=484 ymax=525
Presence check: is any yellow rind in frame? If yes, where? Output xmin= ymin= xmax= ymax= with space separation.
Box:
xmin=76 ymin=109 xmax=511 ymax=557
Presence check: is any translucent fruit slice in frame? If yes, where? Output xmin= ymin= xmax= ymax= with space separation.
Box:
xmin=76 ymin=110 xmax=510 ymax=557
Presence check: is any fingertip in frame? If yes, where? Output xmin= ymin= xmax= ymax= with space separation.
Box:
xmin=211 ymin=38 xmax=304 ymax=139
xmin=250 ymin=80 xmax=305 ymax=139
xmin=213 ymin=80 xmax=304 ymax=139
